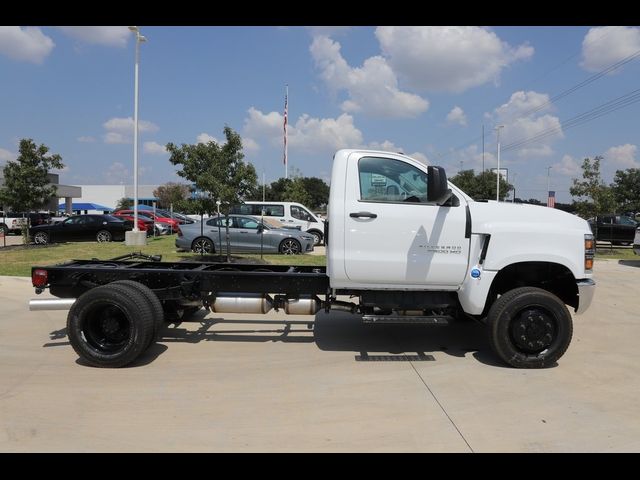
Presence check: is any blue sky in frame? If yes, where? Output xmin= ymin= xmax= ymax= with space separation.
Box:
xmin=1 ymin=26 xmax=639 ymax=203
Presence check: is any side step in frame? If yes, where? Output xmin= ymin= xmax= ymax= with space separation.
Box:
xmin=362 ymin=315 xmax=452 ymax=325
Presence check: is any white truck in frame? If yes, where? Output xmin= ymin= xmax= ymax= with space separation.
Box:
xmin=1 ymin=211 xmax=29 ymax=235
xmin=29 ymin=149 xmax=595 ymax=369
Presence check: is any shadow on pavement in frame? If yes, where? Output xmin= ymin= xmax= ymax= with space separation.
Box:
xmin=160 ymin=310 xmax=501 ymax=367
xmin=619 ymin=259 xmax=640 ymax=268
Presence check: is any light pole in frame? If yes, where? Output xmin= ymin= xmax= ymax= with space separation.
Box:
xmin=547 ymin=166 xmax=552 ymax=207
xmin=126 ymin=26 xmax=147 ymax=246
xmin=495 ymin=125 xmax=504 ymax=201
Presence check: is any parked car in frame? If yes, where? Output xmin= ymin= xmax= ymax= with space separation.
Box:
xmin=229 ymin=201 xmax=325 ymax=246
xmin=111 ymin=213 xmax=150 ymax=233
xmin=29 ymin=214 xmax=133 ymax=244
xmin=114 ymin=209 xmax=179 ymax=232
xmin=175 ymin=214 xmax=315 ymax=254
xmin=0 ymin=211 xmax=28 ymax=235
xmin=588 ymin=214 xmax=638 ymax=245
xmin=135 ymin=213 xmax=173 ymax=236
xmin=634 ymin=226 xmax=640 ymax=256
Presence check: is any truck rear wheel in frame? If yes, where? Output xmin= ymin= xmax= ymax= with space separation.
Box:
xmin=67 ymin=283 xmax=155 ymax=368
xmin=111 ymin=280 xmax=165 ymax=345
xmin=486 ymin=286 xmax=573 ymax=368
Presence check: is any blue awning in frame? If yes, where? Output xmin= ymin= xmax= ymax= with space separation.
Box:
xmin=58 ymin=202 xmax=113 ymax=211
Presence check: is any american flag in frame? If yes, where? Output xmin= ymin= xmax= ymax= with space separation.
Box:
xmin=547 ymin=190 xmax=555 ymax=208
xmin=283 ymin=89 xmax=288 ymax=166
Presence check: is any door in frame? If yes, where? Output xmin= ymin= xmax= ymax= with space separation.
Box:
xmin=289 ymin=205 xmax=313 ymax=232
xmin=234 ymin=216 xmax=262 ymax=252
xmin=57 ymin=216 xmax=84 ymax=241
xmin=343 ymin=153 xmax=470 ymax=287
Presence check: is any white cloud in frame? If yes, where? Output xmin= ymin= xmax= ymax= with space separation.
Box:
xmin=375 ymin=26 xmax=533 ymax=93
xmin=605 ymin=144 xmax=639 ymax=169
xmin=58 ymin=26 xmax=130 ymax=47
xmin=366 ymin=140 xmax=429 ymax=164
xmin=447 ymin=144 xmax=496 ymax=173
xmin=143 ymin=141 xmax=167 ymax=155
xmin=491 ymin=91 xmax=563 ymax=158
xmin=103 ymin=117 xmax=159 ymax=144
xmin=0 ymin=147 xmax=16 ymax=164
xmin=196 ymin=133 xmax=222 ymax=144
xmin=310 ymin=35 xmax=429 ymax=118
xmin=105 ymin=162 xmax=130 ymax=184
xmin=0 ymin=26 xmax=54 ymax=64
xmin=581 ymin=26 xmax=640 ymax=72
xmin=243 ymin=137 xmax=260 ymax=152
xmin=77 ymin=136 xmax=95 ymax=143
xmin=553 ymin=154 xmax=581 ymax=176
xmin=446 ymin=106 xmax=467 ymax=126
xmin=244 ymin=107 xmax=363 ymax=155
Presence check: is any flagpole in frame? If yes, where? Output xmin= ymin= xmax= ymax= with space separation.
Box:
xmin=284 ymin=84 xmax=288 ymax=179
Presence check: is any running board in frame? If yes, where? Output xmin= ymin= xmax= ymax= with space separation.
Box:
xmin=362 ymin=315 xmax=452 ymax=325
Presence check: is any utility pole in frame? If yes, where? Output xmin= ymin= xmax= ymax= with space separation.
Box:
xmin=495 ymin=125 xmax=504 ymax=201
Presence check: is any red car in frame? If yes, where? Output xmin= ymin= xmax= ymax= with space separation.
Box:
xmin=112 ymin=213 xmax=150 ymax=232
xmin=114 ymin=210 xmax=179 ymax=232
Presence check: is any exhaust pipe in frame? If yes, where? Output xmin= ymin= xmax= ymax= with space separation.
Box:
xmin=29 ymin=298 xmax=76 ymax=311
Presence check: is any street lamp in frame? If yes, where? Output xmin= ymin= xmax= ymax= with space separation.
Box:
xmin=126 ymin=26 xmax=147 ymax=246
xmin=547 ymin=166 xmax=552 ymax=207
xmin=495 ymin=125 xmax=504 ymax=201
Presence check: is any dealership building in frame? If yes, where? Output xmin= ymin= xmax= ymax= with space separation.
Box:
xmin=0 ymin=172 xmax=82 ymax=213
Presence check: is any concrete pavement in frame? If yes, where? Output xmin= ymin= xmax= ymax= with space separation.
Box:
xmin=1 ymin=259 xmax=640 ymax=452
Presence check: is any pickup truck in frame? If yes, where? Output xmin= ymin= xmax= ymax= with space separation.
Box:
xmin=0 ymin=211 xmax=28 ymax=235
xmin=588 ymin=214 xmax=637 ymax=245
xmin=28 ymin=149 xmax=596 ymax=369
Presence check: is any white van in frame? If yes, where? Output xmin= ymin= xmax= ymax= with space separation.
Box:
xmin=230 ymin=201 xmax=325 ymax=245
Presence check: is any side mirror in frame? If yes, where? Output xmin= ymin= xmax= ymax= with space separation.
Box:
xmin=427 ymin=166 xmax=453 ymax=205
xmin=257 ymin=225 xmax=264 ymax=234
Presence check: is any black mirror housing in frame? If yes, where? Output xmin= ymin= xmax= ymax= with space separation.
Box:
xmin=427 ymin=166 xmax=453 ymax=205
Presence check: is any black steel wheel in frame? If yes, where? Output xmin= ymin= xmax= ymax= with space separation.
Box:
xmin=67 ymin=283 xmax=155 ymax=368
xmin=33 ymin=231 xmax=49 ymax=245
xmin=279 ymin=238 xmax=301 ymax=255
xmin=111 ymin=280 xmax=165 ymax=345
xmin=96 ymin=230 xmax=112 ymax=242
xmin=487 ymin=286 xmax=573 ymax=368
xmin=192 ymin=237 xmax=215 ymax=254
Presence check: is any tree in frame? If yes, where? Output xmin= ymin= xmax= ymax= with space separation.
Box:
xmin=449 ymin=169 xmax=512 ymax=201
xmin=153 ymin=182 xmax=191 ymax=209
xmin=300 ymin=177 xmax=330 ymax=210
xmin=283 ymin=177 xmax=313 ymax=206
xmin=611 ymin=168 xmax=640 ymax=214
xmin=570 ymin=156 xmax=616 ymax=219
xmin=0 ymin=139 xmax=64 ymax=243
xmin=115 ymin=197 xmax=133 ymax=210
xmin=264 ymin=177 xmax=292 ymax=202
xmin=166 ymin=126 xmax=258 ymax=261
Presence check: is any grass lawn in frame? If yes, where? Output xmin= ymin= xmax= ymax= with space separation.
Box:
xmin=0 ymin=235 xmax=326 ymax=277
xmin=595 ymin=246 xmax=638 ymax=260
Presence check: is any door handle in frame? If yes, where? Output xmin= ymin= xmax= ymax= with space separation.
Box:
xmin=349 ymin=211 xmax=377 ymax=219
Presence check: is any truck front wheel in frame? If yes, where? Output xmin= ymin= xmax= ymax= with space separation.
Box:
xmin=487 ymin=287 xmax=573 ymax=368
xmin=67 ymin=284 xmax=155 ymax=367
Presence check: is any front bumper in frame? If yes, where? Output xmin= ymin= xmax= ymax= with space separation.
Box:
xmin=575 ymin=278 xmax=596 ymax=315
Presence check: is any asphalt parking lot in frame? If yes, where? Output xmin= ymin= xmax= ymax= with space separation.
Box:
xmin=1 ymin=259 xmax=639 ymax=452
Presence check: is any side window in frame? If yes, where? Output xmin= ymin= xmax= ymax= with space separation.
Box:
xmin=262 ymin=205 xmax=284 ymax=217
xmin=290 ymin=206 xmax=312 ymax=221
xmin=236 ymin=217 xmax=260 ymax=229
xmin=358 ymin=157 xmax=428 ymax=203
xmin=206 ymin=217 xmax=234 ymax=228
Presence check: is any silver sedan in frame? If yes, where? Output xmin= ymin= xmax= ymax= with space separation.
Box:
xmin=175 ymin=214 xmax=315 ymax=255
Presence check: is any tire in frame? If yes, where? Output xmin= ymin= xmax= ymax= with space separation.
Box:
xmin=192 ymin=237 xmax=215 ymax=254
xmin=33 ymin=231 xmax=49 ymax=245
xmin=96 ymin=230 xmax=112 ymax=242
xmin=486 ymin=286 xmax=573 ymax=368
xmin=111 ymin=280 xmax=165 ymax=346
xmin=66 ymin=283 xmax=155 ymax=368
xmin=308 ymin=230 xmax=323 ymax=246
xmin=279 ymin=238 xmax=301 ymax=255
